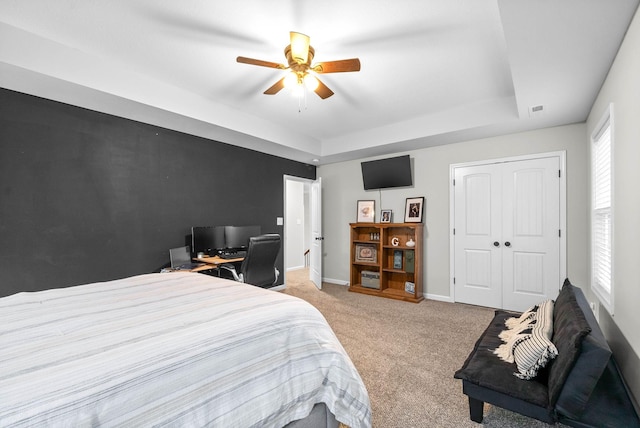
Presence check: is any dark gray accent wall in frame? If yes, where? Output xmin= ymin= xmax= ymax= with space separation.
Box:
xmin=0 ymin=88 xmax=315 ymax=297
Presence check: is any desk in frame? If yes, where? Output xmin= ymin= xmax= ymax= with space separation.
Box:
xmin=195 ymin=255 xmax=244 ymax=266
xmin=191 ymin=255 xmax=244 ymax=274
xmin=161 ymin=256 xmax=244 ymax=274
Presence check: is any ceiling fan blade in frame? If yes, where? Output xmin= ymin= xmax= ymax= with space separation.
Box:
xmin=264 ymin=78 xmax=286 ymax=95
xmin=237 ymin=56 xmax=286 ymax=69
xmin=313 ymin=58 xmax=361 ymax=73
xmin=314 ymin=78 xmax=334 ymax=99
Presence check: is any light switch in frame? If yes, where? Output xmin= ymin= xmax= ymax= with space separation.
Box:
xmin=276 ymin=217 xmax=284 ymax=226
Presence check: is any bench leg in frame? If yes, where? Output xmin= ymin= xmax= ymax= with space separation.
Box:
xmin=469 ymin=397 xmax=484 ymax=423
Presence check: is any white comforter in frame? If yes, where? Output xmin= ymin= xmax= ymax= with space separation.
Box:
xmin=0 ymin=273 xmax=371 ymax=427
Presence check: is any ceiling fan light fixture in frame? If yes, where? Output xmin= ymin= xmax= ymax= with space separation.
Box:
xmin=290 ymin=31 xmax=310 ymax=64
xmin=291 ymin=83 xmax=305 ymax=99
xmin=237 ymin=32 xmax=360 ymax=100
xmin=303 ymin=73 xmax=319 ymax=91
xmin=283 ymin=71 xmax=299 ymax=88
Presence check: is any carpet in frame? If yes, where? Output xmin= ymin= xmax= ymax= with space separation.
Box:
xmin=282 ymin=268 xmax=564 ymax=428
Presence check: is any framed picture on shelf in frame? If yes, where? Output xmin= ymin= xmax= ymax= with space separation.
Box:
xmin=380 ymin=209 xmax=392 ymax=223
xmin=355 ymin=244 xmax=377 ymax=263
xmin=357 ymin=200 xmax=375 ymax=222
xmin=404 ymin=197 xmax=425 ymax=223
xmin=393 ymin=250 xmax=403 ymax=269
xmin=405 ymin=281 xmax=415 ymax=293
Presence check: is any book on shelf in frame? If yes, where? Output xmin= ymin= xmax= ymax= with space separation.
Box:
xmin=404 ymin=250 xmax=415 ymax=273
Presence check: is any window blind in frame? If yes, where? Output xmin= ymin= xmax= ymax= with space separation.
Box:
xmin=592 ymin=113 xmax=612 ymax=300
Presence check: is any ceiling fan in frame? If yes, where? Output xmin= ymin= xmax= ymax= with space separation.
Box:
xmin=237 ymin=31 xmax=361 ymax=99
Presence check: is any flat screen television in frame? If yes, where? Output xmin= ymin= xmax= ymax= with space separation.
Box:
xmin=361 ymin=155 xmax=413 ymax=190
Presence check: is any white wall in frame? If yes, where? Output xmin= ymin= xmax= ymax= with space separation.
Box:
xmin=587 ymin=5 xmax=640 ymax=364
xmin=318 ymin=123 xmax=588 ymax=298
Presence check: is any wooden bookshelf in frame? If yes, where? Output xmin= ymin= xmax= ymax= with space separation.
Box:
xmin=349 ymin=222 xmax=424 ymax=303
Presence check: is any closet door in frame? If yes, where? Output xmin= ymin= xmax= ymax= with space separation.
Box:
xmin=453 ymin=163 xmax=503 ymax=308
xmin=453 ymin=156 xmax=561 ymax=311
xmin=501 ymin=157 xmax=560 ymax=311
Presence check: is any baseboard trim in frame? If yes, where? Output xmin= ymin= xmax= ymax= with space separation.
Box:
xmin=323 ymin=278 xmax=349 ymax=286
xmin=318 ymin=279 xmax=458 ymax=301
xmin=426 ymin=293 xmax=454 ymax=303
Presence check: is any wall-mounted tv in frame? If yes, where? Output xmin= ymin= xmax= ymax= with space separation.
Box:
xmin=361 ymin=155 xmax=413 ymax=190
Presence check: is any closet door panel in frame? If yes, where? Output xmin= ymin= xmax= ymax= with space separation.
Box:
xmin=454 ymin=165 xmax=502 ymax=308
xmin=502 ymin=157 xmax=560 ymax=311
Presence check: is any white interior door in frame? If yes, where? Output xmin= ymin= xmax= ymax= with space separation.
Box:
xmin=453 ymin=164 xmax=503 ymax=308
xmin=453 ymin=156 xmax=562 ymax=311
xmin=501 ymin=157 xmax=560 ymax=311
xmin=310 ymin=178 xmax=322 ymax=289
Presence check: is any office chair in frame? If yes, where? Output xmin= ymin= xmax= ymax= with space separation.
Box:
xmin=219 ymin=233 xmax=281 ymax=288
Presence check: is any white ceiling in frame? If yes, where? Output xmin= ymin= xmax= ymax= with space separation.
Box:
xmin=0 ymin=0 xmax=637 ymax=165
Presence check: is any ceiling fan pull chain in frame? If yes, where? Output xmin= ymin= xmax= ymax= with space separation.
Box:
xmin=298 ymin=87 xmax=307 ymax=113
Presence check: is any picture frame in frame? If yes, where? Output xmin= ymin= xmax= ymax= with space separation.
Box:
xmin=404 ymin=197 xmax=425 ymax=223
xmin=380 ymin=209 xmax=392 ymax=223
xmin=355 ymin=244 xmax=377 ymax=263
xmin=393 ymin=250 xmax=403 ymax=269
xmin=405 ymin=281 xmax=415 ymax=294
xmin=357 ymin=200 xmax=375 ymax=222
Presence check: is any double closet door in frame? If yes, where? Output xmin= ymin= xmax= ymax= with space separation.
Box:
xmin=452 ymin=155 xmax=563 ymax=312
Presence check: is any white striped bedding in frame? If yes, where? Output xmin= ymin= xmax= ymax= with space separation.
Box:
xmin=0 ymin=273 xmax=371 ymax=427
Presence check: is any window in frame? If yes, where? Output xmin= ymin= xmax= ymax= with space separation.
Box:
xmin=591 ymin=104 xmax=614 ymax=314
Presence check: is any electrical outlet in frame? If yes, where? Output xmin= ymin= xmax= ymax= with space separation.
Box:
xmin=589 ymin=301 xmax=599 ymax=319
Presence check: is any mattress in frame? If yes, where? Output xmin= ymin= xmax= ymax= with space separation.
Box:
xmin=0 ymin=272 xmax=371 ymax=427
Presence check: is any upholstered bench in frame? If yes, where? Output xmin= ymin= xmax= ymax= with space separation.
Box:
xmin=454 ymin=279 xmax=640 ymax=427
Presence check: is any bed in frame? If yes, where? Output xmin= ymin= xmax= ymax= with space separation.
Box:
xmin=0 ymin=272 xmax=371 ymax=427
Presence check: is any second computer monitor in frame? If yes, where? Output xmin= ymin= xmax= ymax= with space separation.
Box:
xmin=224 ymin=225 xmax=261 ymax=250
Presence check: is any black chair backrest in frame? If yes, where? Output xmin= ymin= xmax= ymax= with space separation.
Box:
xmin=240 ymin=234 xmax=281 ymax=287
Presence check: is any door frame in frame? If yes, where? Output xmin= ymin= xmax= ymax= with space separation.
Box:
xmin=283 ymin=175 xmax=316 ymax=280
xmin=449 ymin=151 xmax=567 ymax=303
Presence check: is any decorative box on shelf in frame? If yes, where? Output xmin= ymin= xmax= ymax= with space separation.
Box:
xmin=361 ymin=271 xmax=380 ymax=289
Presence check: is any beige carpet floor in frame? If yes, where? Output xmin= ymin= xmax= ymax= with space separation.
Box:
xmin=282 ymin=268 xmax=562 ymax=428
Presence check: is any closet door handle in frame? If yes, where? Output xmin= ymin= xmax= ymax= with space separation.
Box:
xmin=504 ymin=241 xmax=511 ymax=247
xmin=493 ymin=241 xmax=500 ymax=247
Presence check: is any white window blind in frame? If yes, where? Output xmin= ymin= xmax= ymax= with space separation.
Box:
xmin=591 ymin=105 xmax=613 ymax=313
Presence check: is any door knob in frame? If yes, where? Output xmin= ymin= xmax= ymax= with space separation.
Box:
xmin=504 ymin=241 xmax=511 ymax=247
xmin=493 ymin=241 xmax=500 ymax=247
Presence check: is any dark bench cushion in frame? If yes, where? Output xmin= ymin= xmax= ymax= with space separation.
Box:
xmin=550 ymin=280 xmax=612 ymax=419
xmin=454 ymin=310 xmax=549 ymax=409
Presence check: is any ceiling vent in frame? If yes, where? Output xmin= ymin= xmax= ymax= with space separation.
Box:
xmin=529 ymin=104 xmax=545 ymax=118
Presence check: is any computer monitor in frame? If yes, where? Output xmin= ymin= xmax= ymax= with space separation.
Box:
xmin=224 ymin=225 xmax=261 ymax=250
xmin=191 ymin=226 xmax=225 ymax=255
